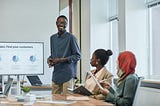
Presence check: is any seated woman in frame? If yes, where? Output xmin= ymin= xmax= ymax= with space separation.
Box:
xmin=100 ymin=51 xmax=139 ymax=106
xmin=84 ymin=49 xmax=113 ymax=99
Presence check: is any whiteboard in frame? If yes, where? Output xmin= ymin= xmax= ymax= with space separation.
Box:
xmin=0 ymin=42 xmax=44 ymax=75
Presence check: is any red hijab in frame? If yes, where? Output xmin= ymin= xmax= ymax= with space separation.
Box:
xmin=118 ymin=51 xmax=136 ymax=78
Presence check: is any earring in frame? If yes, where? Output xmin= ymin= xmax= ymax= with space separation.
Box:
xmin=96 ymin=61 xmax=98 ymax=65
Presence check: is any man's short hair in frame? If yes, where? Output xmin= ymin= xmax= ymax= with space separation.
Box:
xmin=57 ymin=15 xmax=68 ymax=22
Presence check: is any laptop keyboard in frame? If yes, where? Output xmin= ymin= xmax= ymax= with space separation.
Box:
xmin=33 ymin=84 xmax=51 ymax=86
xmin=41 ymin=84 xmax=51 ymax=86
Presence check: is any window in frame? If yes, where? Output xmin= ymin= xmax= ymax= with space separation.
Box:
xmin=148 ymin=1 xmax=160 ymax=79
xmin=108 ymin=0 xmax=119 ymax=75
xmin=109 ymin=19 xmax=119 ymax=76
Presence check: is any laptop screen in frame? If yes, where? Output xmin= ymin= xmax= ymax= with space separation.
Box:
xmin=3 ymin=78 xmax=13 ymax=95
xmin=27 ymin=76 xmax=42 ymax=86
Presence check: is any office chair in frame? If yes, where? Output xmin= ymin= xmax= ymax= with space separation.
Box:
xmin=132 ymin=76 xmax=144 ymax=106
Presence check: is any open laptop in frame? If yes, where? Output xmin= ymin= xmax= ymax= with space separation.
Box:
xmin=27 ymin=75 xmax=43 ymax=86
xmin=0 ymin=77 xmax=13 ymax=98
xmin=73 ymin=86 xmax=92 ymax=96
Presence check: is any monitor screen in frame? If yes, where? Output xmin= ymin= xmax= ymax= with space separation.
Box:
xmin=0 ymin=42 xmax=44 ymax=75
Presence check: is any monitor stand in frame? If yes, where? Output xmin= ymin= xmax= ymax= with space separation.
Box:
xmin=16 ymin=75 xmax=21 ymax=95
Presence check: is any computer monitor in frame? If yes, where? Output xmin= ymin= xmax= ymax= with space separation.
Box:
xmin=0 ymin=42 xmax=44 ymax=75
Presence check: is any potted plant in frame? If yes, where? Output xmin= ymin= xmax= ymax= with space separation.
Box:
xmin=21 ymin=86 xmax=31 ymax=95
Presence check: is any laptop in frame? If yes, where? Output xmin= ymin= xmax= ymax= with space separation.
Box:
xmin=27 ymin=76 xmax=42 ymax=86
xmin=0 ymin=78 xmax=13 ymax=98
xmin=73 ymin=86 xmax=92 ymax=96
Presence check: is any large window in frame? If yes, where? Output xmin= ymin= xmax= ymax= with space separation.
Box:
xmin=109 ymin=20 xmax=119 ymax=76
xmin=148 ymin=1 xmax=160 ymax=79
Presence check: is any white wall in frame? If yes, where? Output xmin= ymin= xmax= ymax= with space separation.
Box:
xmin=0 ymin=0 xmax=59 ymax=84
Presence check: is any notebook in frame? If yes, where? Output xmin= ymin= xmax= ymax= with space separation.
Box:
xmin=73 ymin=86 xmax=92 ymax=96
xmin=27 ymin=76 xmax=42 ymax=86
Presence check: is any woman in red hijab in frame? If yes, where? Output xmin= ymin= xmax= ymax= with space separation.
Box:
xmin=100 ymin=51 xmax=139 ymax=106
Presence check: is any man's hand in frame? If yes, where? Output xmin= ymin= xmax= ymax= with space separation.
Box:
xmin=47 ymin=57 xmax=67 ymax=67
xmin=47 ymin=58 xmax=54 ymax=67
xmin=52 ymin=58 xmax=61 ymax=65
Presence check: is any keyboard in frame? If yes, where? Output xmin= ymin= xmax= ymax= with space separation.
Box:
xmin=33 ymin=84 xmax=51 ymax=86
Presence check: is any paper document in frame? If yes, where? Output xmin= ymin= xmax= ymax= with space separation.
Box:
xmin=67 ymin=95 xmax=90 ymax=101
xmin=37 ymin=100 xmax=76 ymax=104
xmin=87 ymin=71 xmax=104 ymax=90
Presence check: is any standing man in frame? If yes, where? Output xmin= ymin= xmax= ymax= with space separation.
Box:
xmin=47 ymin=15 xmax=81 ymax=94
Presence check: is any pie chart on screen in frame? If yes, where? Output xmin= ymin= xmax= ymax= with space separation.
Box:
xmin=12 ymin=55 xmax=19 ymax=62
xmin=30 ymin=55 xmax=36 ymax=62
